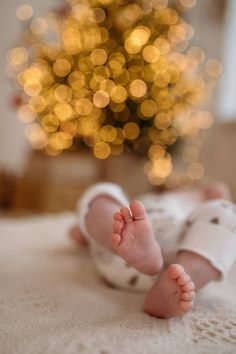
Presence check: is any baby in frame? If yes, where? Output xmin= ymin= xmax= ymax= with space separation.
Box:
xmin=70 ymin=181 xmax=236 ymax=318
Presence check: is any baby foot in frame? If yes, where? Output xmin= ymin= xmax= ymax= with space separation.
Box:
xmin=202 ymin=181 xmax=232 ymax=201
xmin=111 ymin=200 xmax=163 ymax=275
xmin=144 ymin=264 xmax=195 ymax=318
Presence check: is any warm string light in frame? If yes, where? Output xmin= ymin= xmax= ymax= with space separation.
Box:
xmin=8 ymin=0 xmax=222 ymax=186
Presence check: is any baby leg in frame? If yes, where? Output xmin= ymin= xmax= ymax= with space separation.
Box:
xmin=76 ymin=183 xmax=163 ymax=291
xmin=86 ymin=194 xmax=122 ymax=252
xmin=77 ymin=183 xmax=128 ymax=252
xmin=69 ymin=194 xmax=120 ymax=248
xmin=144 ymin=199 xmax=236 ymax=318
xmin=86 ymin=197 xmax=163 ymax=274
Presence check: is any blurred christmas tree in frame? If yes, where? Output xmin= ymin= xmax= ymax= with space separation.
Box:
xmin=7 ymin=0 xmax=222 ymax=186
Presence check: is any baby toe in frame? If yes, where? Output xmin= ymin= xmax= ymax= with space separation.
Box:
xmin=111 ymin=233 xmax=121 ymax=247
xmin=120 ymin=207 xmax=133 ymax=223
xmin=113 ymin=221 xmax=123 ymax=234
xmin=179 ymin=300 xmax=194 ymax=312
xmin=130 ymin=200 xmax=146 ymax=221
xmin=182 ymin=281 xmax=195 ymax=292
xmin=168 ymin=264 xmax=185 ymax=280
xmin=113 ymin=212 xmax=124 ymax=223
xmin=177 ymin=273 xmax=191 ymax=286
xmin=181 ymin=291 xmax=195 ymax=301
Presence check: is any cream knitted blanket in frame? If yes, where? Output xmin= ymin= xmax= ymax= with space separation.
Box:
xmin=1 ymin=214 xmax=236 ymax=354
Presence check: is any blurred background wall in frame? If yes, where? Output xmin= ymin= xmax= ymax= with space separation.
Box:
xmin=0 ymin=0 xmax=57 ymax=175
xmin=1 ymin=0 xmax=236 ymax=212
xmin=0 ymin=0 xmax=229 ymax=175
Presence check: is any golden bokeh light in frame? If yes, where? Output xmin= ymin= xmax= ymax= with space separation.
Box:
xmin=54 ymin=103 xmax=73 ymax=121
xmin=110 ymin=85 xmax=127 ymax=103
xmin=68 ymin=71 xmax=85 ymax=89
xmin=179 ymin=0 xmax=198 ymax=9
xmin=16 ymin=4 xmax=33 ymax=21
xmin=100 ymin=125 xmax=117 ymax=142
xmin=25 ymin=123 xmax=47 ymax=149
xmin=93 ymin=90 xmax=110 ymax=108
xmin=154 ymin=113 xmax=171 ymax=130
xmin=28 ymin=96 xmax=46 ymax=113
xmin=123 ymin=122 xmax=140 ymax=140
xmin=75 ymin=98 xmax=93 ymax=116
xmin=24 ymin=78 xmax=42 ymax=96
xmin=205 ymin=59 xmax=223 ymax=78
xmin=54 ymin=85 xmax=72 ymax=103
xmin=143 ymin=45 xmax=160 ymax=63
xmin=9 ymin=0 xmax=221 ymax=186
xmin=123 ymin=4 xmax=142 ymax=22
xmin=51 ymin=132 xmax=73 ymax=150
xmin=93 ymin=7 xmax=106 ymax=23
xmin=17 ymin=104 xmax=36 ymax=123
xmin=53 ymin=59 xmax=71 ymax=77
xmin=125 ymin=26 xmax=150 ymax=54
xmin=30 ymin=17 xmax=48 ymax=35
xmin=168 ymin=25 xmax=186 ymax=43
xmin=145 ymin=154 xmax=172 ymax=180
xmin=7 ymin=47 xmax=28 ymax=67
xmin=148 ymin=145 xmax=166 ymax=161
xmin=187 ymin=162 xmax=204 ymax=180
xmin=93 ymin=141 xmax=111 ymax=159
xmin=42 ymin=114 xmax=60 ymax=133
xmin=140 ymin=99 xmax=157 ymax=118
xmin=90 ymin=49 xmax=108 ymax=65
xmin=130 ymin=79 xmax=147 ymax=98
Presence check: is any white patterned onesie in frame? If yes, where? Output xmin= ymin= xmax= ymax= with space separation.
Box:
xmin=77 ymin=183 xmax=236 ymax=292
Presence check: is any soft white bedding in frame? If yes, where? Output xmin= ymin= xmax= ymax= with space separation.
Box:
xmin=1 ymin=213 xmax=236 ymax=354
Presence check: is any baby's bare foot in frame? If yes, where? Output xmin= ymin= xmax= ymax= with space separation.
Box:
xmin=111 ymin=200 xmax=163 ymax=275
xmin=202 ymin=181 xmax=232 ymax=201
xmin=144 ymin=264 xmax=195 ymax=318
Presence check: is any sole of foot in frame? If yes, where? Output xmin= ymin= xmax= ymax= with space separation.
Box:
xmin=111 ymin=200 xmax=163 ymax=275
xmin=144 ymin=264 xmax=195 ymax=318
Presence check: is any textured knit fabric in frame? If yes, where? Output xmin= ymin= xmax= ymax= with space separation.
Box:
xmin=1 ymin=213 xmax=236 ymax=354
